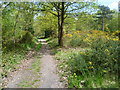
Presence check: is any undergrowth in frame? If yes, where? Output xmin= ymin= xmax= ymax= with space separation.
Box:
xmin=55 ymin=49 xmax=119 ymax=88
xmin=53 ymin=30 xmax=119 ymax=88
xmin=2 ymin=36 xmax=42 ymax=78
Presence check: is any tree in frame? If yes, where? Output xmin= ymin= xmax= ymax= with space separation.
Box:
xmin=107 ymin=10 xmax=118 ymax=32
xmin=33 ymin=12 xmax=58 ymax=38
xmin=96 ymin=5 xmax=114 ymax=31
xmin=2 ymin=2 xmax=36 ymax=49
xmin=76 ymin=12 xmax=96 ymax=31
xmin=41 ymin=2 xmax=93 ymax=46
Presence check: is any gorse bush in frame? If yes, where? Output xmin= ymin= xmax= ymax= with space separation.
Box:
xmin=56 ymin=30 xmax=119 ymax=88
xmin=69 ymin=35 xmax=85 ymax=47
xmin=64 ymin=30 xmax=119 ymax=47
xmin=64 ymin=32 xmax=89 ymax=47
xmin=90 ymin=37 xmax=118 ymax=75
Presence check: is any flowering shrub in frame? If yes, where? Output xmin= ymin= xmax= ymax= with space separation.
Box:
xmin=57 ymin=30 xmax=119 ymax=88
xmin=64 ymin=30 xmax=119 ymax=47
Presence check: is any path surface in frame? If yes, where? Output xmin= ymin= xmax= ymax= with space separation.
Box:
xmin=4 ymin=39 xmax=64 ymax=88
xmin=39 ymin=39 xmax=63 ymax=88
xmin=5 ymin=54 xmax=41 ymax=88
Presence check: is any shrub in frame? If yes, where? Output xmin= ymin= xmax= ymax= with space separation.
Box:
xmin=89 ymin=37 xmax=119 ymax=75
xmin=20 ymin=31 xmax=33 ymax=44
xmin=64 ymin=32 xmax=88 ymax=47
xmin=56 ymin=31 xmax=119 ymax=87
xmin=35 ymin=43 xmax=42 ymax=51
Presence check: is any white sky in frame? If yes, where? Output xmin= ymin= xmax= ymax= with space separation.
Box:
xmin=0 ymin=0 xmax=119 ymax=11
xmin=98 ymin=0 xmax=119 ymax=11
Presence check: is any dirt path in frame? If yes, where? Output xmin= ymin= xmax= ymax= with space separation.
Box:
xmin=4 ymin=39 xmax=64 ymax=88
xmin=5 ymin=52 xmax=41 ymax=88
xmin=39 ymin=39 xmax=63 ymax=88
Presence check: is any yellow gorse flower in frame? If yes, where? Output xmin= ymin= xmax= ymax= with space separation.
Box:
xmin=65 ymin=34 xmax=72 ymax=37
xmin=105 ymin=49 xmax=110 ymax=55
xmin=88 ymin=66 xmax=94 ymax=69
xmin=112 ymin=38 xmax=119 ymax=41
xmin=103 ymin=70 xmax=107 ymax=73
xmin=88 ymin=61 xmax=92 ymax=65
xmin=105 ymin=49 xmax=109 ymax=52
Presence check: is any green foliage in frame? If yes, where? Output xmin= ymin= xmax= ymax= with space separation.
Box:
xmin=20 ymin=32 xmax=33 ymax=44
xmin=108 ymin=11 xmax=118 ymax=32
xmin=76 ymin=13 xmax=96 ymax=31
xmin=2 ymin=48 xmax=26 ymax=77
xmin=64 ymin=17 xmax=76 ymax=32
xmin=33 ymin=12 xmax=58 ymax=38
xmin=44 ymin=29 xmax=53 ymax=38
xmin=35 ymin=43 xmax=42 ymax=51
xmin=2 ymin=33 xmax=41 ymax=78
xmin=64 ymin=32 xmax=89 ymax=47
xmin=56 ymin=30 xmax=119 ymax=88
xmin=69 ymin=35 xmax=87 ymax=47
xmin=32 ymin=56 xmax=41 ymax=72
xmin=96 ymin=5 xmax=114 ymax=31
xmin=56 ymin=46 xmax=118 ymax=88
xmin=48 ymin=38 xmax=58 ymax=49
xmin=1 ymin=1 xmax=119 ymax=88
xmin=90 ymin=37 xmax=119 ymax=74
xmin=47 ymin=38 xmax=59 ymax=55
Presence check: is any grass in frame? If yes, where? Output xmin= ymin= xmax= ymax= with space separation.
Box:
xmin=55 ymin=48 xmax=119 ymax=88
xmin=18 ymin=79 xmax=40 ymax=88
xmin=2 ymin=48 xmax=27 ymax=78
xmin=2 ymin=38 xmax=42 ymax=78
xmin=48 ymin=30 xmax=119 ymax=88
xmin=47 ymin=38 xmax=60 ymax=55
xmin=35 ymin=43 xmax=42 ymax=51
xmin=18 ymin=81 xmax=32 ymax=88
xmin=32 ymin=55 xmax=41 ymax=73
xmin=2 ymin=36 xmax=42 ymax=88
xmin=44 ymin=37 xmax=52 ymax=42
xmin=18 ymin=53 xmax=41 ymax=88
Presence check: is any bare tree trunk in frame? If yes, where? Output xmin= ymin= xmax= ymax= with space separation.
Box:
xmin=59 ymin=2 xmax=64 ymax=46
xmin=57 ymin=3 xmax=61 ymax=46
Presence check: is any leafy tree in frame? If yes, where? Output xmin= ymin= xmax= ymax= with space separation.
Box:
xmin=107 ymin=11 xmax=118 ymax=32
xmin=96 ymin=5 xmax=114 ymax=31
xmin=33 ymin=12 xmax=58 ymax=38
xmin=64 ymin=16 xmax=76 ymax=33
xmin=41 ymin=2 xmax=94 ymax=46
xmin=76 ymin=12 xmax=96 ymax=31
xmin=2 ymin=2 xmax=36 ymax=49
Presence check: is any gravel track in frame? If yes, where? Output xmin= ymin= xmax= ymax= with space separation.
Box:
xmin=4 ymin=39 xmax=64 ymax=88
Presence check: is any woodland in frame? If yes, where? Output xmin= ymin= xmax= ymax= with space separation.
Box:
xmin=1 ymin=1 xmax=120 ymax=88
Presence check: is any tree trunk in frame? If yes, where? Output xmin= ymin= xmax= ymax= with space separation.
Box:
xmin=57 ymin=3 xmax=61 ymax=46
xmin=102 ymin=16 xmax=105 ymax=31
xmin=59 ymin=2 xmax=64 ymax=47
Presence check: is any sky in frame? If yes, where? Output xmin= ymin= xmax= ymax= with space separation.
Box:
xmin=0 ymin=0 xmax=119 ymax=11
xmin=97 ymin=0 xmax=119 ymax=11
